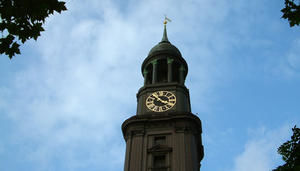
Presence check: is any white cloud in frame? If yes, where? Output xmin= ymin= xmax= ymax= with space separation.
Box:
xmin=1 ymin=0 xmax=298 ymax=171
xmin=269 ymin=38 xmax=300 ymax=79
xmin=286 ymin=39 xmax=300 ymax=75
xmin=232 ymin=125 xmax=292 ymax=171
xmin=1 ymin=0 xmax=230 ymax=170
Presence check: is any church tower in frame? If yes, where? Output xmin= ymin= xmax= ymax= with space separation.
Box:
xmin=122 ymin=21 xmax=204 ymax=171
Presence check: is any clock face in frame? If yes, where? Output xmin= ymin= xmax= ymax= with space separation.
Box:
xmin=146 ymin=91 xmax=176 ymax=112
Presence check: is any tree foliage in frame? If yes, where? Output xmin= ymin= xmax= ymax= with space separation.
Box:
xmin=0 ymin=0 xmax=67 ymax=59
xmin=273 ymin=126 xmax=300 ymax=171
xmin=281 ymin=0 xmax=300 ymax=27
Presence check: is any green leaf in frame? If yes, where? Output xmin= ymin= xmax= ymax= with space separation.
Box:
xmin=0 ymin=0 xmax=67 ymax=59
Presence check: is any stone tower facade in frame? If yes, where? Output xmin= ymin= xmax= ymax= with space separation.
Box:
xmin=122 ymin=24 xmax=204 ymax=171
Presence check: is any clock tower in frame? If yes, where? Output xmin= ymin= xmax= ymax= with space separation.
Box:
xmin=122 ymin=22 xmax=204 ymax=171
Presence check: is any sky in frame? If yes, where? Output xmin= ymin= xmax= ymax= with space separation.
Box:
xmin=0 ymin=0 xmax=300 ymax=171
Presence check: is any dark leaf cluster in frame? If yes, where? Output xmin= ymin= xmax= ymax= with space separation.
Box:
xmin=273 ymin=125 xmax=300 ymax=171
xmin=281 ymin=0 xmax=300 ymax=27
xmin=0 ymin=0 xmax=67 ymax=59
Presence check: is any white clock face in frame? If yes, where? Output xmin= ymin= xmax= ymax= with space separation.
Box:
xmin=146 ymin=91 xmax=176 ymax=112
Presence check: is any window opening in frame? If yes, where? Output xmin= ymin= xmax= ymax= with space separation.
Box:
xmin=157 ymin=59 xmax=168 ymax=83
xmin=153 ymin=155 xmax=167 ymax=171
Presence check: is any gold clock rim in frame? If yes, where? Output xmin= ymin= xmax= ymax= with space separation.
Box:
xmin=145 ymin=90 xmax=176 ymax=112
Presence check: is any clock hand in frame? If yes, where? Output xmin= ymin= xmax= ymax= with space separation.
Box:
xmin=152 ymin=94 xmax=169 ymax=104
xmin=152 ymin=94 xmax=161 ymax=102
xmin=159 ymin=99 xmax=169 ymax=104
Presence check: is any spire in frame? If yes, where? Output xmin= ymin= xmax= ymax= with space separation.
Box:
xmin=161 ymin=24 xmax=169 ymax=43
xmin=161 ymin=16 xmax=171 ymax=43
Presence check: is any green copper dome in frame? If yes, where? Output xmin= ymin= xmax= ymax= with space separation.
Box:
xmin=147 ymin=24 xmax=182 ymax=58
xmin=148 ymin=41 xmax=182 ymax=58
xmin=142 ymin=24 xmax=188 ymax=74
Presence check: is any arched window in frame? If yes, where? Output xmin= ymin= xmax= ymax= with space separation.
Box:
xmin=145 ymin=64 xmax=153 ymax=85
xmin=157 ymin=59 xmax=168 ymax=83
xmin=172 ymin=61 xmax=180 ymax=83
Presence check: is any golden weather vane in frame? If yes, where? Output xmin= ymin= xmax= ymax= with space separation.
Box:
xmin=163 ymin=15 xmax=172 ymax=25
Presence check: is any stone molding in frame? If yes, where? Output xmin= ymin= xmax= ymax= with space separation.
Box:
xmin=122 ymin=112 xmax=202 ymax=140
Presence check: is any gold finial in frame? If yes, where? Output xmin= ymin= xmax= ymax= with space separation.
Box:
xmin=163 ymin=15 xmax=172 ymax=25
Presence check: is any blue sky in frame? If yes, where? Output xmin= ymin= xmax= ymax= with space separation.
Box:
xmin=0 ymin=0 xmax=299 ymax=171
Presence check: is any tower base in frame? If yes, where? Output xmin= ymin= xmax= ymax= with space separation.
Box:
xmin=122 ymin=112 xmax=204 ymax=171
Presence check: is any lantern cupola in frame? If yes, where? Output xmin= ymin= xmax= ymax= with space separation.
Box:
xmin=141 ymin=24 xmax=188 ymax=85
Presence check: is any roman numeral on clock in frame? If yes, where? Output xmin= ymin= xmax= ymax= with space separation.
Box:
xmin=146 ymin=91 xmax=176 ymax=112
